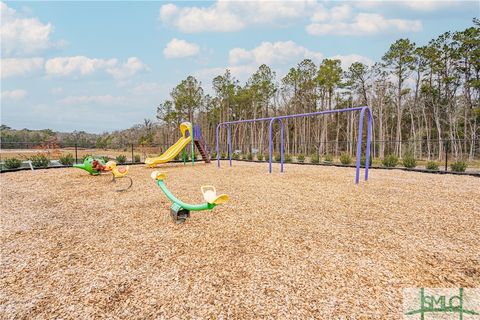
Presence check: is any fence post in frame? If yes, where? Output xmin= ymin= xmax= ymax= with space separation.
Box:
xmin=444 ymin=140 xmax=449 ymax=172
xmin=131 ymin=144 xmax=134 ymax=164
xmin=75 ymin=143 xmax=78 ymax=164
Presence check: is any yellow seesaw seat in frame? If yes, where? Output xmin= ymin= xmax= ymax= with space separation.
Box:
xmin=201 ymin=186 xmax=229 ymax=205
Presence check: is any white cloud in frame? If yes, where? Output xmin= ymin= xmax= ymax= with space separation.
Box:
xmin=163 ymin=38 xmax=200 ymax=59
xmin=45 ymin=56 xmax=117 ymax=77
xmin=44 ymin=56 xmax=146 ymax=80
xmin=60 ymin=95 xmax=127 ymax=106
xmin=353 ymin=1 xmax=459 ymax=11
xmin=0 ymin=57 xmax=44 ymax=78
xmin=0 ymin=1 xmax=54 ymax=56
xmin=229 ymin=41 xmax=323 ymax=66
xmin=158 ymin=1 xmax=423 ymax=37
xmin=159 ymin=0 xmax=317 ymax=33
xmin=106 ymin=57 xmax=148 ymax=80
xmin=131 ymin=82 xmax=168 ymax=95
xmin=51 ymin=87 xmax=63 ymax=95
xmin=307 ymin=13 xmax=422 ymax=36
xmin=1 ymin=89 xmax=27 ymax=100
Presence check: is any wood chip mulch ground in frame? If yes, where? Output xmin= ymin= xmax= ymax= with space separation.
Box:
xmin=1 ymin=161 xmax=479 ymax=319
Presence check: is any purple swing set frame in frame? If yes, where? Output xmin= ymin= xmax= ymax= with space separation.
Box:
xmin=215 ymin=106 xmax=372 ymax=184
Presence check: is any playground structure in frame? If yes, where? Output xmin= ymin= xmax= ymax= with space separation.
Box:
xmin=73 ymin=156 xmax=106 ymax=175
xmin=73 ymin=156 xmax=132 ymax=191
xmin=216 ymin=106 xmax=372 ymax=184
xmin=150 ymin=170 xmax=229 ymax=223
xmin=105 ymin=161 xmax=132 ymax=192
xmin=145 ymin=122 xmax=210 ymax=167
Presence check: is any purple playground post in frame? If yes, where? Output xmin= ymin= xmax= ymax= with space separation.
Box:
xmin=216 ymin=106 xmax=373 ymax=184
xmin=216 ymin=116 xmax=275 ymax=168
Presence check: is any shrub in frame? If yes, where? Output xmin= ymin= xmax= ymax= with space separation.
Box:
xmin=284 ymin=154 xmax=292 ymax=163
xmin=297 ymin=154 xmax=305 ymax=163
xmin=257 ymin=154 xmax=264 ymax=161
xmin=4 ymin=157 xmax=22 ymax=169
xmin=232 ymin=153 xmax=240 ymax=160
xmin=360 ymin=155 xmax=372 ymax=166
xmin=339 ymin=153 xmax=352 ymax=165
xmin=59 ymin=153 xmax=74 ymax=166
xmin=402 ymin=153 xmax=417 ymax=168
xmin=210 ymin=151 xmax=217 ymax=159
xmin=220 ymin=152 xmax=226 ymax=159
xmin=450 ymin=160 xmax=467 ymax=172
xmin=426 ymin=161 xmax=439 ymax=171
xmin=382 ymin=154 xmax=398 ymax=167
xmin=247 ymin=153 xmax=253 ymax=161
xmin=311 ymin=154 xmax=320 ymax=164
xmin=274 ymin=153 xmax=281 ymax=162
xmin=134 ymin=154 xmax=141 ymax=162
xmin=81 ymin=154 xmax=92 ymax=162
xmin=100 ymin=156 xmax=111 ymax=163
xmin=116 ymin=154 xmax=127 ymax=164
xmin=324 ymin=154 xmax=333 ymax=163
xmin=30 ymin=154 xmax=50 ymax=168
xmin=265 ymin=153 xmax=270 ymax=162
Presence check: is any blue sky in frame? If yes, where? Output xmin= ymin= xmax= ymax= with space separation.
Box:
xmin=1 ymin=1 xmax=478 ymax=133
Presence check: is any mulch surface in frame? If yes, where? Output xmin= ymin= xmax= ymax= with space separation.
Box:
xmin=1 ymin=161 xmax=479 ymax=319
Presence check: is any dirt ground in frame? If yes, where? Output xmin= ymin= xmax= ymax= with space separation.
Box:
xmin=1 ymin=161 xmax=479 ymax=319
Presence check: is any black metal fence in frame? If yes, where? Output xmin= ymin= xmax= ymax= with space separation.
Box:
xmin=1 ymin=139 xmax=479 ymax=173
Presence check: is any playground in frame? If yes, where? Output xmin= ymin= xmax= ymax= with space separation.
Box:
xmin=1 ymin=161 xmax=479 ymax=318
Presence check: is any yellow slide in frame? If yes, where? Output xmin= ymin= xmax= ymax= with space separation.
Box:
xmin=145 ymin=122 xmax=192 ymax=167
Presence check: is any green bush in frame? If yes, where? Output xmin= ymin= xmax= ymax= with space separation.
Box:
xmin=402 ymin=153 xmax=417 ymax=168
xmin=311 ymin=154 xmax=320 ymax=164
xmin=257 ymin=154 xmax=264 ymax=161
xmin=382 ymin=154 xmax=398 ymax=167
xmin=220 ymin=152 xmax=226 ymax=159
xmin=360 ymin=155 xmax=372 ymax=166
xmin=274 ymin=153 xmax=281 ymax=162
xmin=339 ymin=153 xmax=352 ymax=165
xmin=30 ymin=154 xmax=50 ymax=168
xmin=232 ymin=153 xmax=240 ymax=160
xmin=284 ymin=154 xmax=292 ymax=163
xmin=116 ymin=154 xmax=127 ymax=164
xmin=210 ymin=152 xmax=217 ymax=159
xmin=81 ymin=154 xmax=92 ymax=162
xmin=134 ymin=154 xmax=141 ymax=162
xmin=265 ymin=153 xmax=270 ymax=162
xmin=450 ymin=160 xmax=467 ymax=172
xmin=100 ymin=156 xmax=111 ymax=163
xmin=59 ymin=153 xmax=74 ymax=166
xmin=4 ymin=157 xmax=22 ymax=169
xmin=324 ymin=154 xmax=333 ymax=163
xmin=247 ymin=153 xmax=253 ymax=161
xmin=426 ymin=161 xmax=439 ymax=171
xmin=297 ymin=154 xmax=305 ymax=163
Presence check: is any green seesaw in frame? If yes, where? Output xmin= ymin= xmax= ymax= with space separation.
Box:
xmin=150 ymin=171 xmax=229 ymax=223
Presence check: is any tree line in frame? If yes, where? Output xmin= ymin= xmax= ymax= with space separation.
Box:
xmin=2 ymin=20 xmax=479 ymax=162
xmin=156 ymin=19 xmax=480 ymax=161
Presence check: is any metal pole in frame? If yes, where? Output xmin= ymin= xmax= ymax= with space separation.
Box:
xmin=365 ymin=107 xmax=372 ymax=181
xmin=280 ymin=120 xmax=284 ymax=173
xmin=75 ymin=143 xmax=78 ymax=164
xmin=355 ymin=108 xmax=365 ymax=184
xmin=216 ymin=124 xmax=221 ymax=168
xmin=227 ymin=125 xmax=232 ymax=167
xmin=444 ymin=140 xmax=448 ymax=171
